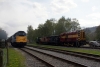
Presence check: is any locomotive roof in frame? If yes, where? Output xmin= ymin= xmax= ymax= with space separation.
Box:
xmin=16 ymin=31 xmax=26 ymax=33
xmin=14 ymin=31 xmax=25 ymax=34
xmin=60 ymin=30 xmax=84 ymax=35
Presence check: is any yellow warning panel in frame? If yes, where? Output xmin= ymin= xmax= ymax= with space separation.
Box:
xmin=16 ymin=36 xmax=27 ymax=42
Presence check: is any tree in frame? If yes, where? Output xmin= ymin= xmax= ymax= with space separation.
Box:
xmin=95 ymin=25 xmax=100 ymax=40
xmin=36 ymin=19 xmax=56 ymax=37
xmin=44 ymin=19 xmax=56 ymax=36
xmin=55 ymin=16 xmax=67 ymax=35
xmin=70 ymin=18 xmax=81 ymax=31
xmin=27 ymin=25 xmax=34 ymax=43
xmin=37 ymin=24 xmax=45 ymax=37
xmin=55 ymin=17 xmax=81 ymax=35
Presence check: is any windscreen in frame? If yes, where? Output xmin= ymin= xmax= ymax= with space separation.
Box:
xmin=16 ymin=31 xmax=26 ymax=36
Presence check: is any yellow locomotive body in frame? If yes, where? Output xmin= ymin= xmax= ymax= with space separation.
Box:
xmin=16 ymin=36 xmax=27 ymax=42
xmin=77 ymin=30 xmax=86 ymax=41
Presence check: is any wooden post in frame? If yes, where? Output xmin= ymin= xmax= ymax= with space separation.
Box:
xmin=7 ymin=42 xmax=9 ymax=65
xmin=0 ymin=49 xmax=3 ymax=67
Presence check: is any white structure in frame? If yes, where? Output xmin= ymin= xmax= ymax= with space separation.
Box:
xmin=89 ymin=41 xmax=100 ymax=47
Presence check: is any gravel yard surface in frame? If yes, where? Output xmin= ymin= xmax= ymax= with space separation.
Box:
xmin=23 ymin=48 xmax=78 ymax=67
xmin=26 ymin=47 xmax=100 ymax=67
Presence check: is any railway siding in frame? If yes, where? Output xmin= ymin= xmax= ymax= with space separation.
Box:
xmin=25 ymin=46 xmax=100 ymax=67
xmin=21 ymin=48 xmax=83 ymax=67
xmin=30 ymin=46 xmax=100 ymax=61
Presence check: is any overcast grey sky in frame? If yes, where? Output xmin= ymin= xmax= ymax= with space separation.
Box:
xmin=0 ymin=0 xmax=100 ymax=36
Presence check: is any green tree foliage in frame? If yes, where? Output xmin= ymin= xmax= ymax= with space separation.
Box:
xmin=70 ymin=18 xmax=81 ymax=31
xmin=55 ymin=16 xmax=67 ymax=35
xmin=36 ymin=19 xmax=56 ymax=37
xmin=55 ymin=17 xmax=81 ymax=35
xmin=37 ymin=24 xmax=46 ymax=36
xmin=27 ymin=25 xmax=34 ymax=43
xmin=44 ymin=19 xmax=55 ymax=36
xmin=32 ymin=29 xmax=39 ymax=41
xmin=95 ymin=25 xmax=100 ymax=40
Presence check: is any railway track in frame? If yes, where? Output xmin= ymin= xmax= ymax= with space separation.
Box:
xmin=25 ymin=46 xmax=100 ymax=67
xmin=19 ymin=47 xmax=87 ymax=67
xmin=18 ymin=48 xmax=54 ymax=67
xmin=28 ymin=46 xmax=100 ymax=61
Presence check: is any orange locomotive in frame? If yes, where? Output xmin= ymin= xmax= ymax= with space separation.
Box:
xmin=59 ymin=30 xmax=86 ymax=47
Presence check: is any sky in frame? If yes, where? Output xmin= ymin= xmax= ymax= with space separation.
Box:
xmin=0 ymin=0 xmax=100 ymax=37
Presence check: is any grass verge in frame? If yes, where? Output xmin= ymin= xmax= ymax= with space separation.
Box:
xmin=7 ymin=48 xmax=25 ymax=67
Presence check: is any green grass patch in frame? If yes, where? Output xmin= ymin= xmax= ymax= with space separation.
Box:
xmin=28 ymin=43 xmax=100 ymax=55
xmin=7 ymin=48 xmax=26 ymax=67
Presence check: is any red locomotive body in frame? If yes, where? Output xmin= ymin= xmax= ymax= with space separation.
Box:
xmin=59 ymin=30 xmax=86 ymax=47
xmin=39 ymin=37 xmax=50 ymax=44
xmin=60 ymin=32 xmax=78 ymax=42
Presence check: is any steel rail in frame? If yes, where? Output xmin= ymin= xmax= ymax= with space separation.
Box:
xmin=19 ymin=48 xmax=54 ymax=67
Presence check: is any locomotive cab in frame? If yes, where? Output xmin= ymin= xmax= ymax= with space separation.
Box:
xmin=7 ymin=31 xmax=27 ymax=48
